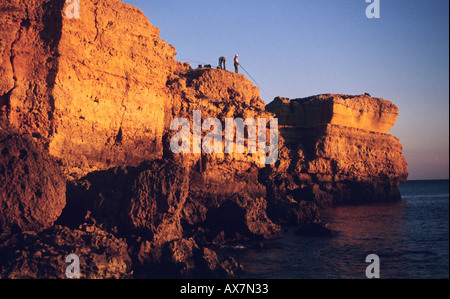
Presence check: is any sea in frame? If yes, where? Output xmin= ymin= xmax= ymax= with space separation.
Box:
xmin=232 ymin=180 xmax=449 ymax=279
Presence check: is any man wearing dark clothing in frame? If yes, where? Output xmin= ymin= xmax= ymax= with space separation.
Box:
xmin=219 ymin=56 xmax=226 ymax=70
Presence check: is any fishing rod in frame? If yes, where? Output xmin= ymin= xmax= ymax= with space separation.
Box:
xmin=239 ymin=64 xmax=267 ymax=96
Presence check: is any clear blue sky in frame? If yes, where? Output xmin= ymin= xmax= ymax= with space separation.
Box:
xmin=123 ymin=0 xmax=449 ymax=180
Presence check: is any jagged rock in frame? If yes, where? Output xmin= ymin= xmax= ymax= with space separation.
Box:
xmin=0 ymin=0 xmax=410 ymax=279
xmin=0 ymin=0 xmax=64 ymax=141
xmin=167 ymin=67 xmax=278 ymax=176
xmin=1 ymin=0 xmax=188 ymax=178
xmin=265 ymin=95 xmax=408 ymax=207
xmin=0 ymin=118 xmax=66 ymax=235
xmin=58 ymin=160 xmax=189 ymax=245
xmin=49 ymin=0 xmax=190 ymax=177
xmin=166 ymin=67 xmax=284 ymax=242
xmin=306 ymin=125 xmax=408 ymax=182
xmin=220 ymin=256 xmax=245 ymax=276
xmin=174 ymin=68 xmax=265 ymax=112
xmin=295 ymin=222 xmax=336 ymax=238
xmin=159 ymin=238 xmax=200 ymax=277
xmin=159 ymin=238 xmax=225 ymax=278
xmin=0 ymin=224 xmax=132 ymax=279
xmin=205 ymin=195 xmax=282 ymax=241
xmin=134 ymin=237 xmax=243 ymax=278
xmin=1 ymin=0 xmax=276 ymax=179
xmin=59 ymin=158 xmax=281 ymax=267
xmin=268 ymin=197 xmax=322 ymax=227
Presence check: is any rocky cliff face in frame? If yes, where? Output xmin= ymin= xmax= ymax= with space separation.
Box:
xmin=265 ymin=95 xmax=408 ymax=208
xmin=0 ymin=118 xmax=66 ymax=235
xmin=1 ymin=0 xmax=188 ymax=178
xmin=51 ymin=0 xmax=190 ymax=177
xmin=0 ymin=0 xmax=408 ymax=279
xmin=0 ymin=0 xmax=64 ymax=144
xmin=267 ymin=94 xmax=399 ymax=134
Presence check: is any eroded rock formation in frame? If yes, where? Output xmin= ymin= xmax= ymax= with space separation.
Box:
xmin=265 ymin=95 xmax=408 ymax=207
xmin=0 ymin=224 xmax=132 ymax=279
xmin=0 ymin=0 xmax=408 ymax=279
xmin=0 ymin=118 xmax=66 ymax=235
xmin=1 ymin=0 xmax=188 ymax=178
xmin=267 ymin=94 xmax=399 ymax=134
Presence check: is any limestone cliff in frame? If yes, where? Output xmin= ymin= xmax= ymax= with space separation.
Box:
xmin=1 ymin=0 xmax=188 ymax=178
xmin=0 ymin=0 xmax=408 ymax=279
xmin=0 ymin=118 xmax=66 ymax=235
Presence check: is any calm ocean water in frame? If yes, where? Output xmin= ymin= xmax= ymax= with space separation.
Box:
xmin=232 ymin=180 xmax=449 ymax=279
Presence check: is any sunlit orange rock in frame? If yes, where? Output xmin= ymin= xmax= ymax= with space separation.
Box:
xmin=0 ymin=0 xmax=410 ymax=278
xmin=0 ymin=0 xmax=188 ymax=178
xmin=51 ymin=0 xmax=189 ymax=177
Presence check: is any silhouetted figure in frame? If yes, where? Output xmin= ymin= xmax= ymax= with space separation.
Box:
xmin=234 ymin=54 xmax=239 ymax=73
xmin=219 ymin=56 xmax=226 ymax=70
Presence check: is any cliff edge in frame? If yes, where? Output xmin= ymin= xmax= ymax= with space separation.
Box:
xmin=0 ymin=0 xmax=408 ymax=279
xmin=266 ymin=95 xmax=408 ymax=209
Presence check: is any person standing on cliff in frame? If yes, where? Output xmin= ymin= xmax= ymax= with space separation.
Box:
xmin=219 ymin=56 xmax=226 ymax=70
xmin=234 ymin=54 xmax=239 ymax=73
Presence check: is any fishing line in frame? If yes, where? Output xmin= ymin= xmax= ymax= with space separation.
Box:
xmin=239 ymin=64 xmax=267 ymax=96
